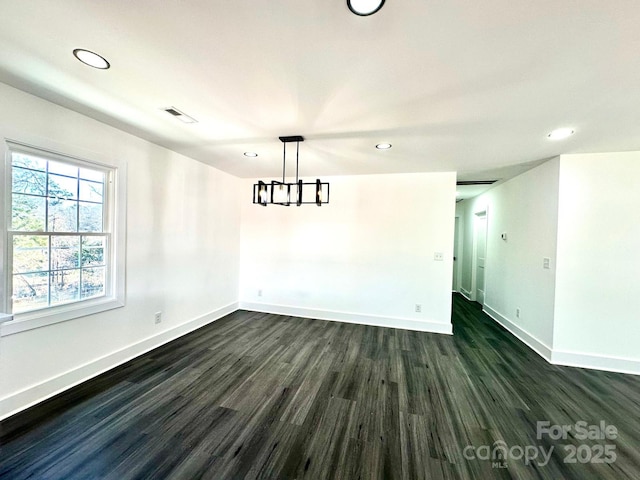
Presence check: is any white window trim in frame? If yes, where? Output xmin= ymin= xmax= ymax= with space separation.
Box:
xmin=1 ymin=140 xmax=126 ymax=336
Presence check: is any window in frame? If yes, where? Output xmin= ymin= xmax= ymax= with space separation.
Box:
xmin=2 ymin=141 xmax=125 ymax=335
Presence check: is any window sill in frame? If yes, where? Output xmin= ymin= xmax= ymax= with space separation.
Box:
xmin=0 ymin=313 xmax=13 ymax=324
xmin=0 ymin=296 xmax=124 ymax=336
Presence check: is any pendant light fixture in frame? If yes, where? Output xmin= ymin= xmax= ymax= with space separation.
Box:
xmin=347 ymin=0 xmax=385 ymax=16
xmin=253 ymin=136 xmax=330 ymax=207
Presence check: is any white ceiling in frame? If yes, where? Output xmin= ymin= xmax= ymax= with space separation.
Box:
xmin=1 ymin=0 xmax=639 ymax=185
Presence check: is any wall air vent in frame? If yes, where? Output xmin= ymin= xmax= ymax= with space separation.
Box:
xmin=162 ymin=106 xmax=197 ymax=124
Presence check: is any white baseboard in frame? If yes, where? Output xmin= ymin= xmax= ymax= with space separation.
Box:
xmin=0 ymin=302 xmax=238 ymax=421
xmin=240 ymin=301 xmax=453 ymax=335
xmin=483 ymin=304 xmax=553 ymax=361
xmin=6 ymin=299 xmax=635 ymax=423
xmin=459 ymin=288 xmax=472 ymax=301
xmin=551 ymin=350 xmax=640 ymax=376
xmin=483 ymin=304 xmax=640 ymax=376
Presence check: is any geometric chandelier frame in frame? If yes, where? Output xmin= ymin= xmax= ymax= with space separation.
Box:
xmin=253 ymin=135 xmax=330 ymax=207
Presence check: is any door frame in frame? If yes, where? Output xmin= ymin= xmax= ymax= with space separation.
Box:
xmin=471 ymin=208 xmax=488 ymax=304
xmin=453 ymin=216 xmax=461 ymax=292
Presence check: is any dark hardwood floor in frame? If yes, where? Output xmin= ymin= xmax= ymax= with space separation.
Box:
xmin=1 ymin=294 xmax=639 ymax=479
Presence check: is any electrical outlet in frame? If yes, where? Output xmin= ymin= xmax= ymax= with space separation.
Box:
xmin=516 ymin=308 xmax=521 ymax=319
xmin=543 ymin=257 xmax=551 ymax=269
xmin=415 ymin=304 xmax=422 ymax=313
xmin=258 ymin=289 xmax=263 ymax=297
xmin=434 ymin=252 xmax=444 ymax=261
xmin=155 ymin=312 xmax=162 ymax=324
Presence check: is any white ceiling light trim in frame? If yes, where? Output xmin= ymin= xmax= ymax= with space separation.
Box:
xmin=347 ymin=0 xmax=385 ymax=16
xmin=244 ymin=152 xmax=258 ymax=157
xmin=547 ymin=127 xmax=575 ymax=140
xmin=72 ymin=49 xmax=110 ymax=69
xmin=376 ymin=143 xmax=392 ymax=149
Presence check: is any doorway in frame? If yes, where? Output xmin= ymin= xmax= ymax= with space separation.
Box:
xmin=472 ymin=211 xmax=487 ymax=305
xmin=453 ymin=216 xmax=460 ymax=291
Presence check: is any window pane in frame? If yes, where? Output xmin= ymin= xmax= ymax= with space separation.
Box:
xmin=51 ymin=236 xmax=80 ymax=270
xmin=48 ymin=173 xmax=78 ymax=200
xmin=12 ymin=167 xmax=47 ymax=196
xmin=13 ymin=235 xmax=49 ymax=273
xmin=50 ymin=269 xmax=80 ymax=305
xmin=9 ymin=147 xmax=116 ymax=317
xmin=81 ymin=267 xmax=105 ymax=299
xmin=48 ymin=198 xmax=78 ymax=232
xmin=79 ymin=202 xmax=103 ymax=232
xmin=48 ymin=160 xmax=78 ymax=177
xmin=80 ymin=168 xmax=104 ymax=183
xmin=79 ymin=180 xmax=103 ymax=203
xmin=12 ymin=194 xmax=46 ymax=231
xmin=12 ymin=153 xmax=46 ymax=171
xmin=13 ymin=272 xmax=49 ymax=313
xmin=82 ymin=236 xmax=106 ymax=267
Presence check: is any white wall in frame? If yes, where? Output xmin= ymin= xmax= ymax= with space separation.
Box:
xmin=553 ymin=152 xmax=640 ymax=373
xmin=3 ymin=79 xmax=636 ymax=422
xmin=458 ymin=153 xmax=640 ymax=374
xmin=0 ymin=82 xmax=241 ymax=419
xmin=240 ymin=172 xmax=456 ymax=334
xmin=457 ymin=158 xmax=560 ymax=356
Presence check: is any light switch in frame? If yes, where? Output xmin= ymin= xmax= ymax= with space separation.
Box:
xmin=543 ymin=257 xmax=551 ymax=269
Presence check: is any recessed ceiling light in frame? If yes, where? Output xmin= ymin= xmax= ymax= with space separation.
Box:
xmin=456 ymin=191 xmax=461 ymax=196
xmin=547 ymin=127 xmax=575 ymax=140
xmin=244 ymin=152 xmax=258 ymax=157
xmin=73 ymin=49 xmax=110 ymax=69
xmin=376 ymin=143 xmax=392 ymax=149
xmin=347 ymin=0 xmax=385 ymax=16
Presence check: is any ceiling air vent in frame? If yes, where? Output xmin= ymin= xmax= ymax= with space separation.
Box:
xmin=162 ymin=106 xmax=197 ymax=124
xmin=456 ymin=180 xmax=498 ymax=186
